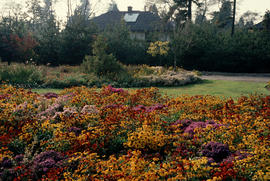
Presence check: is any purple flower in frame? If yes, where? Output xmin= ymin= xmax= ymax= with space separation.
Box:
xmin=171 ymin=120 xmax=222 ymax=136
xmin=222 ymin=150 xmax=250 ymax=163
xmin=151 ymin=104 xmax=166 ymax=110
xmin=132 ymin=105 xmax=146 ymax=112
xmin=104 ymin=104 xmax=122 ymax=109
xmin=0 ymin=94 xmax=10 ymax=100
xmin=132 ymin=104 xmax=166 ymax=112
xmin=171 ymin=119 xmax=192 ymax=128
xmin=38 ymin=103 xmax=62 ymax=118
xmin=184 ymin=121 xmax=207 ymax=135
xmin=202 ymin=142 xmax=231 ymax=162
xmin=33 ymin=151 xmax=64 ymax=175
xmin=68 ymin=127 xmax=82 ymax=136
xmin=106 ymin=85 xmax=125 ymax=94
xmin=205 ymin=120 xmax=223 ymax=129
xmin=1 ymin=157 xmax=13 ymax=168
xmin=81 ymin=105 xmax=99 ymax=114
xmin=43 ymin=92 xmax=58 ymax=99
xmin=146 ymin=104 xmax=166 ymax=112
xmin=14 ymin=154 xmax=24 ymax=164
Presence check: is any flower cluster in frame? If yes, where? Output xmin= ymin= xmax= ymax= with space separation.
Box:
xmin=202 ymin=142 xmax=231 ymax=162
xmin=0 ymin=84 xmax=269 ymax=180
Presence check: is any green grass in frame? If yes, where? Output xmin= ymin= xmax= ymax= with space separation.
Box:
xmin=32 ymin=80 xmax=270 ymax=99
xmin=159 ymin=80 xmax=270 ymax=98
xmin=32 ymin=88 xmax=63 ymax=94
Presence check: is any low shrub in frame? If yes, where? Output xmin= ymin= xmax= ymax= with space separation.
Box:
xmin=43 ymin=73 xmax=89 ymax=88
xmin=127 ymin=65 xmax=200 ymax=87
xmin=0 ymin=61 xmax=199 ymax=88
xmin=0 ymin=62 xmax=44 ymax=88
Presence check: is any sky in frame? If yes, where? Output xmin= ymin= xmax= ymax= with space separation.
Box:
xmin=0 ymin=0 xmax=269 ymax=22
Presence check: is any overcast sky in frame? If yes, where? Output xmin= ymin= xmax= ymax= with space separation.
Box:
xmin=1 ymin=0 xmax=269 ymax=22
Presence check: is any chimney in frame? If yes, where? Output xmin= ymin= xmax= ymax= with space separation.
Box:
xmin=128 ymin=6 xmax=132 ymax=12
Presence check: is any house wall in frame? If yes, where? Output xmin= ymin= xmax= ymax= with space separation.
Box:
xmin=130 ymin=32 xmax=146 ymax=40
xmin=130 ymin=32 xmax=171 ymax=41
xmin=159 ymin=33 xmax=171 ymax=42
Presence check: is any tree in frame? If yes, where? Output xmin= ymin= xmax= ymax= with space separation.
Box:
xmin=108 ymin=0 xmax=119 ymax=12
xmin=149 ymin=4 xmax=159 ymax=15
xmin=211 ymin=0 xmax=233 ymax=28
xmin=36 ymin=14 xmax=61 ymax=65
xmin=171 ymin=23 xmax=197 ymax=69
xmin=79 ymin=0 xmax=91 ymax=19
xmin=59 ymin=2 xmax=97 ymax=65
xmin=147 ymin=41 xmax=170 ymax=65
xmin=82 ymin=35 xmax=124 ymax=78
xmin=0 ymin=3 xmax=38 ymax=64
xmin=146 ymin=0 xmax=202 ymax=27
xmin=237 ymin=11 xmax=259 ymax=28
xmin=263 ymin=10 xmax=270 ymax=32
xmin=195 ymin=0 xmax=219 ymax=24
xmin=0 ymin=17 xmax=37 ymax=64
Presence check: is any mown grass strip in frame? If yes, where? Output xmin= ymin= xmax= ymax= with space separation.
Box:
xmin=159 ymin=80 xmax=270 ymax=98
xmin=32 ymin=80 xmax=269 ymax=98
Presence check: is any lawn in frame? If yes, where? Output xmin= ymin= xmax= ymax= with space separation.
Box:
xmin=33 ymin=80 xmax=270 ymax=98
xmin=159 ymin=80 xmax=270 ymax=98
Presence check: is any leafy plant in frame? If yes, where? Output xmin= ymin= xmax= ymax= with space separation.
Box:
xmin=0 ymin=63 xmax=44 ymax=87
xmin=81 ymin=35 xmax=127 ymax=79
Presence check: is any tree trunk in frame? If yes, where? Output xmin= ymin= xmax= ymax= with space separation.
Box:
xmin=231 ymin=0 xmax=236 ymax=36
xmin=187 ymin=0 xmax=192 ymax=21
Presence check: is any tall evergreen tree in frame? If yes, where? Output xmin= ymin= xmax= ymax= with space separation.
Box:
xmin=108 ymin=0 xmax=119 ymax=12
xmin=59 ymin=1 xmax=96 ymax=65
xmin=211 ymin=0 xmax=233 ymax=28
xmin=263 ymin=10 xmax=270 ymax=32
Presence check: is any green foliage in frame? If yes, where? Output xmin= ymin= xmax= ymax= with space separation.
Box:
xmin=43 ymin=74 xmax=89 ymax=88
xmin=35 ymin=15 xmax=61 ymax=65
xmin=0 ymin=0 xmax=269 ymax=73
xmin=8 ymin=139 xmax=26 ymax=155
xmin=81 ymin=35 xmax=127 ymax=79
xmin=0 ymin=63 xmax=44 ymax=87
xmin=0 ymin=16 xmax=37 ymax=64
xmin=211 ymin=0 xmax=233 ymax=28
xmin=59 ymin=14 xmax=97 ymax=65
xmin=172 ymin=23 xmax=270 ymax=72
xmin=263 ymin=10 xmax=270 ymax=32
xmin=102 ymin=22 xmax=149 ymax=65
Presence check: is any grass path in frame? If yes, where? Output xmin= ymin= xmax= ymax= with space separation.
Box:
xmin=32 ymin=80 xmax=269 ymax=99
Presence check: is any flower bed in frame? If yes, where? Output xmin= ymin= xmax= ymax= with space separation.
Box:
xmin=0 ymin=85 xmax=269 ymax=180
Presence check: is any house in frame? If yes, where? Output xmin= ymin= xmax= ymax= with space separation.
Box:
xmin=249 ymin=21 xmax=270 ymax=31
xmin=92 ymin=6 xmax=171 ymax=41
xmin=254 ymin=22 xmax=264 ymax=30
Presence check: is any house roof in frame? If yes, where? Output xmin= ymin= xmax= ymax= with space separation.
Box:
xmin=92 ymin=9 xmax=168 ymax=32
xmin=254 ymin=22 xmax=264 ymax=30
